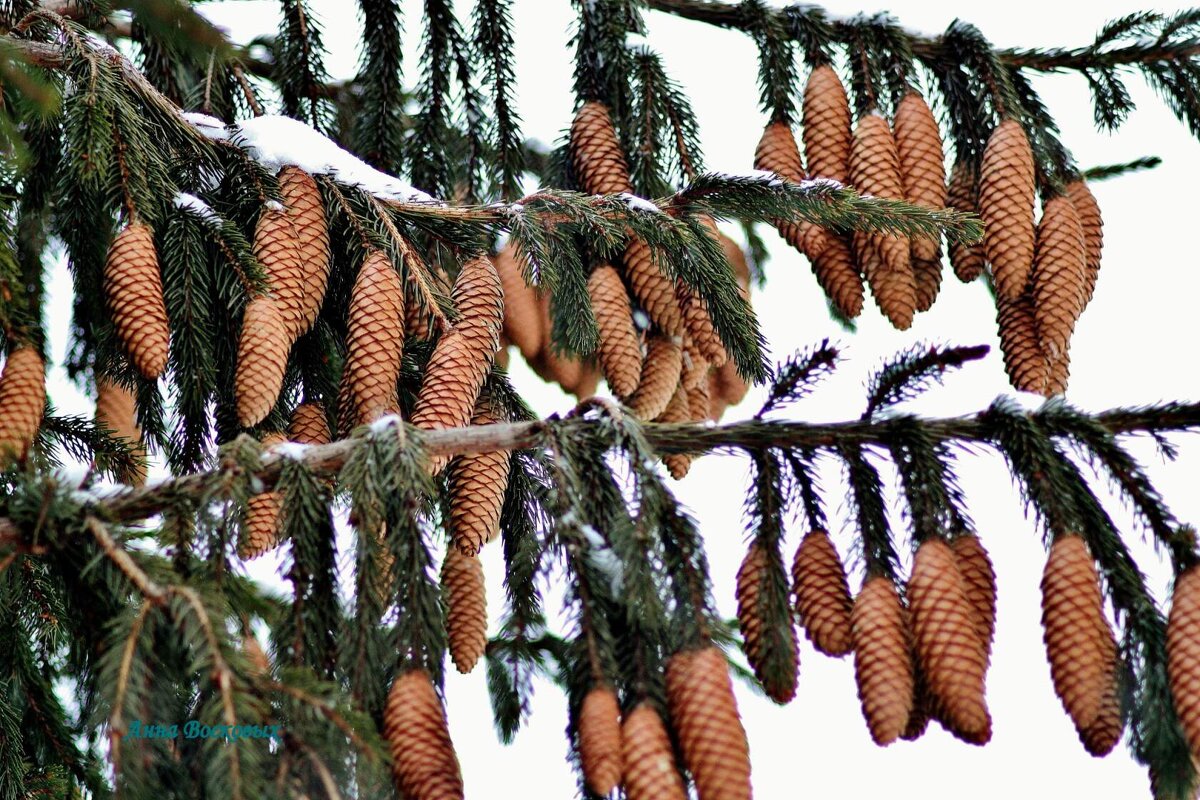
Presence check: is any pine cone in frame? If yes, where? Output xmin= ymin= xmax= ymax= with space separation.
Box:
xmin=735 ymin=541 xmax=799 ymax=703
xmin=621 ymin=703 xmax=687 ymax=800
xmin=495 ymin=241 xmax=544 ymax=360
xmin=627 ymin=335 xmax=682 ymax=420
xmin=950 ymin=534 xmax=997 ymax=666
xmin=685 ymin=368 xmax=712 ymax=423
xmin=578 ymin=687 xmax=623 ymax=796
xmin=947 ymin=161 xmax=986 ymax=283
xmin=288 ymin=401 xmax=330 ymax=445
xmin=442 ymin=547 xmax=487 ymax=674
xmin=277 ymin=166 xmax=330 ymax=334
xmin=753 ymin=121 xmax=813 ymax=258
xmin=1168 ymin=565 xmax=1200 ymax=759
xmin=1066 ymin=179 xmax=1104 ymax=306
xmin=893 ymin=91 xmax=947 ymax=263
xmin=979 ymin=119 xmax=1036 ymax=301
xmin=902 ymin=656 xmax=934 ymax=741
xmin=96 ymin=377 xmax=147 ymax=487
xmin=707 ymin=373 xmax=729 ymax=422
xmin=571 ymin=101 xmax=632 ymax=196
xmin=665 ymin=646 xmax=752 ymax=800
xmin=1041 ymin=534 xmax=1116 ymax=734
xmin=712 ymin=358 xmax=749 ymax=408
xmin=658 ymin=383 xmax=693 ymax=480
xmin=996 ymin=290 xmax=1049 ymax=395
xmin=0 ymin=347 xmax=45 ymax=466
xmin=678 ymin=282 xmax=727 ymax=369
xmin=347 ymin=250 xmax=405 ymax=424
xmin=104 ymin=223 xmax=169 ymax=379
xmin=447 ymin=405 xmax=510 ymax=555
xmin=452 ymin=255 xmax=504 ymax=352
xmin=912 ymin=257 xmax=942 ymax=313
xmin=792 ymin=529 xmax=854 ymax=657
xmin=851 ymin=576 xmax=914 ymax=746
xmin=1080 ymin=654 xmax=1124 ymax=757
xmin=384 ymin=669 xmax=464 ymax=800
xmin=235 ymin=296 xmax=290 ymax=427
xmin=588 ymin=263 xmax=643 ymax=398
xmin=1046 ymin=344 xmax=1072 ymax=398
xmin=239 ymin=433 xmax=286 ymax=560
xmin=1032 ymin=195 xmax=1088 ymax=362
xmin=907 ymin=539 xmax=992 ymax=744
xmin=254 ymin=206 xmax=306 ymax=342
xmin=802 ymin=64 xmax=853 ymax=183
xmin=811 ymin=235 xmax=865 ymax=319
xmin=622 ymin=238 xmax=684 ymax=338
xmin=406 ymin=289 xmax=435 ymax=342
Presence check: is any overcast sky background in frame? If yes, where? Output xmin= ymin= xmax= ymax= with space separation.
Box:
xmin=40 ymin=1 xmax=1200 ymax=797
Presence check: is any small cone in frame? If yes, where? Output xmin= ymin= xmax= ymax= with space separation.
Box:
xmin=447 ymin=405 xmax=510 ymax=555
xmin=571 ymin=101 xmax=632 ymax=196
xmin=588 ymin=263 xmax=643 ymax=398
xmin=1032 ymin=195 xmax=1088 ymax=362
xmin=996 ymin=290 xmax=1049 ymax=395
xmin=442 ymin=547 xmax=487 ymax=674
xmin=979 ymin=119 xmax=1036 ymax=301
xmin=902 ymin=658 xmax=934 ymax=741
xmin=622 ymin=238 xmax=684 ymax=338
xmin=851 ymin=576 xmax=914 ymax=746
xmin=736 ymin=541 xmax=799 ymax=703
xmin=912 ymin=257 xmax=942 ymax=313
xmin=235 ymin=295 xmax=290 ymax=427
xmin=951 ymin=534 xmax=997 ymax=666
xmin=684 ymin=367 xmax=712 ymax=424
xmin=452 ymin=255 xmax=504 ymax=352
xmin=578 ymin=687 xmax=622 ymax=796
xmin=494 ymin=242 xmax=544 ymax=360
xmin=753 ymin=121 xmax=814 ymax=259
xmin=1080 ymin=655 xmax=1124 ymax=757
xmin=104 ymin=223 xmax=169 ymax=379
xmin=621 ymin=704 xmax=687 ymax=800
xmin=347 ymin=250 xmax=405 ymax=424
xmin=627 ymin=336 xmax=682 ymax=420
xmin=1046 ymin=345 xmax=1072 ymax=398
xmin=1168 ymin=565 xmax=1200 ymax=759
xmin=658 ymin=383 xmax=693 ymax=480
xmin=406 ymin=290 xmax=435 ymax=342
xmin=706 ymin=373 xmax=729 ymax=422
xmin=678 ymin=282 xmax=727 ymax=369
xmin=946 ymin=161 xmax=986 ymax=283
xmin=288 ymin=401 xmax=330 ymax=445
xmin=811 ymin=235 xmax=864 ymax=320
xmin=1065 ymin=179 xmax=1104 ymax=305
xmin=665 ymin=647 xmax=752 ymax=800
xmin=893 ymin=91 xmax=947 ymax=262
xmin=254 ymin=206 xmax=306 ymax=341
xmin=277 ymin=166 xmax=329 ymax=334
xmin=712 ymin=358 xmax=749 ymax=408
xmin=792 ymin=529 xmax=855 ymax=657
xmin=239 ymin=433 xmax=286 ymax=560
xmin=0 ymin=347 xmax=45 ymax=466
xmin=95 ymin=377 xmax=147 ymax=487
xmin=384 ymin=669 xmax=464 ymax=800
xmin=803 ymin=64 xmax=853 ymax=183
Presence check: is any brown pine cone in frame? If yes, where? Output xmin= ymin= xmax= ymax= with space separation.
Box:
xmin=336 ymin=373 xmax=358 ymax=439
xmin=588 ymin=263 xmax=643 ymax=398
xmin=241 ymin=631 xmax=271 ymax=676
xmin=384 ymin=669 xmax=464 ymax=800
xmin=1065 ymin=179 xmax=1104 ymax=306
xmin=0 ymin=347 xmax=45 ymax=466
xmin=753 ymin=121 xmax=813 ymax=258
xmin=908 ymin=539 xmax=992 ymax=744
xmin=1046 ymin=344 xmax=1072 ymax=398
xmin=1080 ymin=652 xmax=1124 ymax=757
xmin=1032 ymin=195 xmax=1088 ymax=363
xmin=950 ymin=534 xmax=997 ymax=666
xmin=947 ymin=161 xmax=986 ymax=283
xmin=621 ymin=703 xmax=687 ymax=800
xmin=893 ymin=91 xmax=947 ymax=263
xmin=622 ymin=238 xmax=684 ymax=338
xmin=406 ymin=289 xmax=435 ymax=342
xmin=571 ymin=101 xmax=632 ymax=196
xmin=658 ymin=383 xmax=693 ymax=480
xmin=494 ymin=241 xmax=544 ymax=360
xmin=254 ymin=206 xmax=307 ymax=342
xmin=441 ymin=547 xmax=487 ymax=674
xmin=665 ymin=646 xmax=752 ymax=800
xmin=96 ymin=377 xmax=147 ymax=487
xmin=1041 ymin=534 xmax=1115 ymax=734
xmin=277 ymin=166 xmax=329 ymax=334
xmin=627 ymin=335 xmax=683 ymax=420
xmin=1168 ymin=565 xmax=1200 ymax=759
xmin=902 ymin=657 xmax=934 ymax=742
xmin=678 ymin=282 xmax=727 ymax=369
xmin=811 ymin=235 xmax=864 ymax=319
xmin=792 ymin=529 xmax=855 ymax=657
xmin=447 ymin=404 xmax=510 ymax=555
xmin=996 ymin=290 xmax=1049 ymax=395
xmin=578 ymin=687 xmax=622 ymax=796
xmin=288 ymin=401 xmax=330 ymax=445
xmin=712 ymin=358 xmax=749 ymax=409
xmin=685 ymin=369 xmax=712 ymax=423
xmin=680 ymin=334 xmax=710 ymax=392
xmin=239 ymin=433 xmax=286 ymax=560
xmin=736 ymin=541 xmax=799 ymax=703
xmin=803 ymin=64 xmax=853 ymax=183
xmin=104 ymin=223 xmax=169 ymax=379
xmin=452 ymin=255 xmax=504 ymax=352
xmin=235 ymin=295 xmax=290 ymax=427
xmin=912 ymin=257 xmax=942 ymax=313
xmin=347 ymin=250 xmax=405 ymax=424
xmin=979 ymin=119 xmax=1036 ymax=301
xmin=706 ymin=373 xmax=729 ymax=422
xmin=851 ymin=576 xmax=914 ymax=746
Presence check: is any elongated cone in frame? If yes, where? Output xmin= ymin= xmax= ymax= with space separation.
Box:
xmin=1041 ymin=534 xmax=1114 ymax=734
xmin=277 ymin=166 xmax=329 ymax=333
xmin=707 ymin=374 xmax=729 ymax=422
xmin=736 ymin=541 xmax=799 ymax=703
xmin=951 ymin=534 xmax=997 ymax=666
xmin=104 ymin=223 xmax=169 ymax=379
xmin=347 ymin=251 xmax=405 ymax=424
xmin=442 ymin=547 xmax=487 ymax=674
xmin=1046 ymin=345 xmax=1072 ymax=398
xmin=979 ymin=119 xmax=1036 ymax=301
xmin=658 ymin=383 xmax=693 ymax=480
xmin=996 ymin=291 xmax=1048 ymax=395
xmin=288 ymin=401 xmax=330 ymax=445
xmin=912 ymin=257 xmax=942 ymax=313
xmin=665 ymin=647 xmax=752 ymax=800
xmin=712 ymin=358 xmax=748 ymax=408
xmin=627 ymin=336 xmax=682 ymax=420
xmin=384 ymin=669 xmax=464 ymax=800
xmin=678 ymin=282 xmax=727 ymax=369
xmin=893 ymin=91 xmax=947 ymax=262
xmin=792 ymin=529 xmax=854 ymax=657
xmin=902 ymin=654 xmax=934 ymax=741
xmin=947 ymin=161 xmax=986 ymax=282
xmin=753 ymin=122 xmax=812 ymax=257
xmin=1032 ymin=195 xmax=1088 ymax=362
xmin=621 ymin=704 xmax=687 ymax=800
xmin=96 ymin=377 xmax=147 ymax=487
xmin=239 ymin=433 xmax=286 ymax=560
xmin=588 ymin=263 xmax=642 ymax=397
xmin=851 ymin=576 xmax=914 ymax=746
xmin=494 ymin=242 xmax=544 ymax=360
xmin=1066 ymin=179 xmax=1104 ymax=306
xmin=685 ymin=365 xmax=711 ymax=421
xmin=254 ymin=206 xmax=306 ymax=341
xmin=578 ymin=687 xmax=622 ymax=796
xmin=447 ymin=404 xmax=510 ymax=555
xmin=571 ymin=101 xmax=632 ymax=196
xmin=1080 ymin=646 xmax=1124 ymax=757
xmin=908 ymin=539 xmax=992 ymax=744
xmin=452 ymin=255 xmax=504 ymax=351
xmin=235 ymin=296 xmax=290 ymax=427
xmin=803 ymin=64 xmax=853 ymax=183
xmin=0 ymin=347 xmax=45 ymax=466
xmin=1168 ymin=565 xmax=1200 ymax=759
xmin=811 ymin=235 xmax=864 ymax=319
xmin=622 ymin=238 xmax=684 ymax=338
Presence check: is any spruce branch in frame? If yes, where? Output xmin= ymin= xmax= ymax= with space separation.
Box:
xmin=1082 ymin=155 xmax=1162 ymax=182
xmin=863 ymin=343 xmax=989 ymax=419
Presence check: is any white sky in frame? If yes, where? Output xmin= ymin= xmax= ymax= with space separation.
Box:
xmin=41 ymin=1 xmax=1200 ymax=798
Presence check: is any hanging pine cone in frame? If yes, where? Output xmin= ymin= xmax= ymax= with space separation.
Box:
xmin=1046 ymin=345 xmax=1072 ymax=398
xmin=254 ymin=205 xmax=307 ymax=342
xmin=571 ymin=101 xmax=632 ymax=196
xmin=979 ymin=119 xmax=1036 ymax=301
xmin=441 ymin=547 xmax=487 ymax=674
xmin=384 ymin=669 xmax=464 ymax=800
xmin=902 ymin=655 xmax=934 ymax=742
xmin=1066 ymin=179 xmax=1104 ymax=306
xmin=104 ymin=223 xmax=169 ymax=379
xmin=753 ymin=121 xmax=812 ymax=257
xmin=239 ymin=433 xmax=286 ymax=560
xmin=1168 ymin=565 xmax=1200 ymax=759
xmin=288 ymin=401 xmax=330 ymax=445
xmin=452 ymin=255 xmax=504 ymax=351
xmin=235 ymin=295 xmax=290 ymax=427
xmin=588 ymin=263 xmax=643 ymax=398
xmin=578 ymin=687 xmax=623 ymax=796
xmin=678 ymin=282 xmax=727 ymax=369
xmin=951 ymin=534 xmax=997 ymax=666
xmin=893 ymin=91 xmax=947 ymax=263
xmin=665 ymin=646 xmax=752 ymax=800
xmin=811 ymin=235 xmax=865 ymax=320
xmin=495 ymin=241 xmax=544 ymax=360
xmin=347 ymin=250 xmax=405 ymax=424
xmin=447 ymin=405 xmax=510 ymax=555
xmin=735 ymin=541 xmax=799 ymax=704
xmin=907 ymin=539 xmax=992 ymax=744
xmin=406 ymin=289 xmax=435 ymax=342
xmin=622 ymin=238 xmax=684 ymax=338
xmin=996 ymin=290 xmax=1049 ymax=395
xmin=621 ymin=703 xmax=687 ymax=800
xmin=1080 ymin=651 xmax=1124 ymax=757
xmin=684 ymin=362 xmax=711 ymax=416
xmin=277 ymin=166 xmax=330 ymax=334
xmin=912 ymin=257 xmax=942 ymax=313
xmin=96 ymin=377 xmax=147 ymax=487
xmin=712 ymin=358 xmax=748 ymax=408
xmin=851 ymin=575 xmax=914 ymax=746
xmin=946 ymin=161 xmax=986 ymax=283
xmin=658 ymin=383 xmax=693 ymax=480
xmin=0 ymin=347 xmax=45 ymax=467
xmin=803 ymin=64 xmax=853 ymax=183
xmin=792 ymin=529 xmax=855 ymax=657
xmin=627 ymin=335 xmax=683 ymax=420
xmin=1032 ymin=195 xmax=1088 ymax=364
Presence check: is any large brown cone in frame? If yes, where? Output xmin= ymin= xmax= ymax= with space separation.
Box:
xmin=1080 ymin=653 xmax=1124 ymax=757
xmin=578 ymin=687 xmax=623 ymax=796
xmin=1032 ymin=195 xmax=1088 ymax=362
xmin=571 ymin=101 xmax=632 ymax=196
xmin=1041 ymin=534 xmax=1115 ymax=734
xmin=665 ymin=646 xmax=752 ymax=800
xmin=104 ymin=223 xmax=169 ymax=379
xmin=735 ymin=541 xmax=799 ymax=704
xmin=812 ymin=235 xmax=864 ymax=319
xmin=1168 ymin=565 xmax=1200 ymax=759
xmin=442 ymin=547 xmax=487 ymax=674
xmin=658 ymin=383 xmax=693 ymax=480
xmin=678 ymin=283 xmax=727 ymax=369
xmin=96 ymin=377 xmax=147 ymax=487
xmin=447 ymin=405 xmax=510 ymax=556
xmin=893 ymin=91 xmax=947 ymax=262
xmin=254 ymin=206 xmax=306 ymax=341
xmin=588 ymin=263 xmax=642 ymax=398
xmin=851 ymin=576 xmax=914 ymax=746
xmin=950 ymin=534 xmax=997 ymax=666
xmin=792 ymin=529 xmax=854 ymax=657
xmin=979 ymin=119 xmax=1036 ymax=301
xmin=908 ymin=539 xmax=992 ymax=744
xmin=803 ymin=64 xmax=853 ymax=183
xmin=912 ymin=257 xmax=942 ymax=313
xmin=288 ymin=401 xmax=330 ymax=445
xmin=753 ymin=121 xmax=813 ymax=258
xmin=239 ymin=434 xmax=286 ymax=560
xmin=996 ymin=291 xmax=1048 ymax=395
xmin=494 ymin=242 xmax=544 ymax=360
xmin=622 ymin=238 xmax=684 ymax=338
xmin=235 ymin=296 xmax=290 ymax=427
xmin=621 ymin=704 xmax=687 ymax=800
xmin=1065 ymin=179 xmax=1104 ymax=305
xmin=277 ymin=166 xmax=330 ymax=334
xmin=627 ymin=336 xmax=682 ymax=420
xmin=452 ymin=255 xmax=504 ymax=351
xmin=0 ymin=347 xmax=45 ymax=466
xmin=384 ymin=669 xmax=464 ymax=800
xmin=947 ymin=161 xmax=986 ymax=283
xmin=347 ymin=251 xmax=405 ymax=424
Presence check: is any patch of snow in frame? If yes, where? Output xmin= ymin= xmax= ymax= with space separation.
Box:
xmin=619 ymin=192 xmax=663 ymax=214
xmin=800 ymin=177 xmax=844 ymax=191
xmin=368 ymin=413 xmax=402 ymax=433
xmin=173 ymin=192 xmax=220 ymax=223
xmin=83 ymin=32 xmax=118 ymax=55
xmin=579 ymin=524 xmax=623 ymax=594
xmin=631 ymin=310 xmax=651 ymax=331
xmin=274 ymin=442 xmax=311 ymax=461
xmin=181 ymin=112 xmax=230 ymax=141
xmin=710 ymin=169 xmax=786 ymax=188
xmin=264 ymin=199 xmax=285 ymax=212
